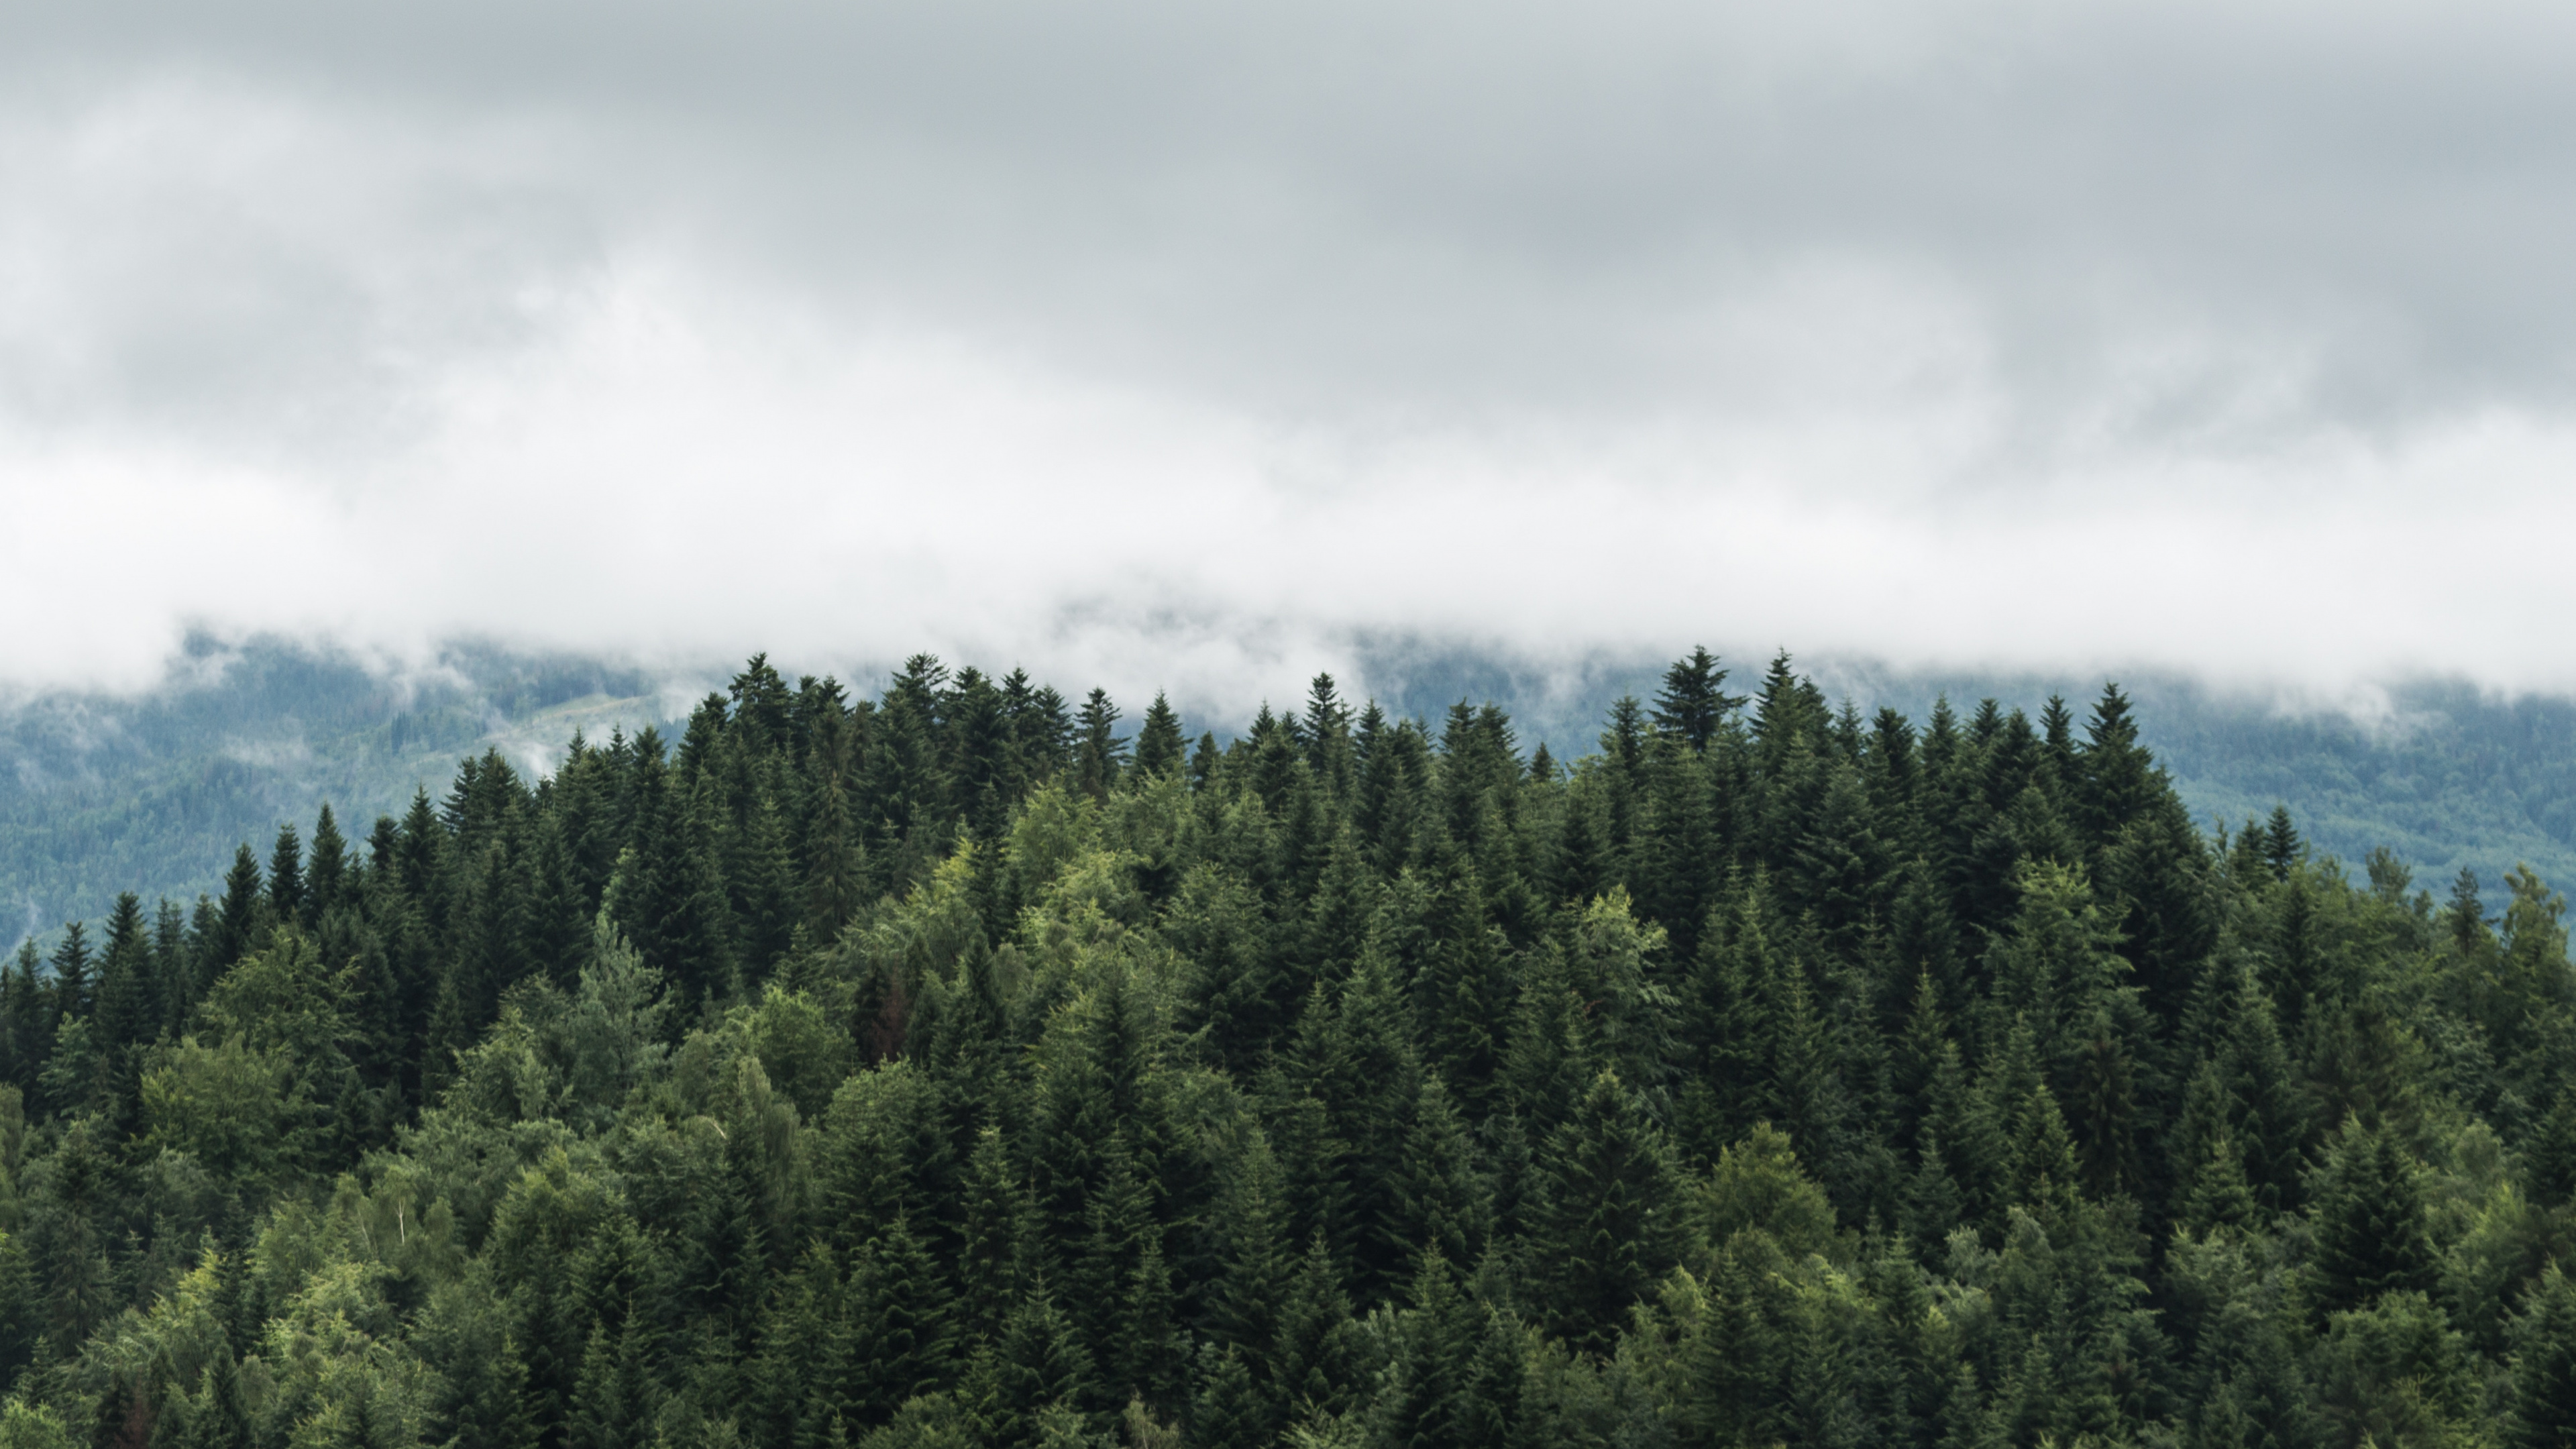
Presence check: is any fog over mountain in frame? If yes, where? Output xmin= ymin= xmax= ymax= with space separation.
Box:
xmin=7 ymin=1 xmax=2576 ymax=700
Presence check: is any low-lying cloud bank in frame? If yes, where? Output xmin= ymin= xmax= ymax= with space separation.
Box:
xmin=7 ymin=2 xmax=2576 ymax=711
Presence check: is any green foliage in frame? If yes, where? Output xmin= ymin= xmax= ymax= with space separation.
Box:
xmin=2 ymin=649 xmax=2571 ymax=1448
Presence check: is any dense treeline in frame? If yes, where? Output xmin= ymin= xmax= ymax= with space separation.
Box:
xmin=0 ymin=649 xmax=2573 ymax=1448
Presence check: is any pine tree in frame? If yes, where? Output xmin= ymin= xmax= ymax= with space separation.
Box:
xmin=1651 ymin=646 xmax=1738 ymax=752
xmin=213 ymin=845 xmax=264 ymax=973
xmin=1526 ymin=1068 xmax=1679 ymax=1352
xmin=90 ymin=894 xmax=152 ymax=1130
xmin=1269 ymin=1234 xmax=1358 ymax=1420
xmin=2512 ymin=1262 xmax=2576 ymax=1449
xmin=46 ymin=922 xmax=91 ymax=1028
xmin=2178 ymin=1125 xmax=2257 ymax=1236
xmin=2306 ymin=1118 xmax=2436 ymax=1319
xmin=2262 ymin=804 xmax=2300 ymax=880
xmin=267 ymin=824 xmax=305 ymax=926
xmin=307 ymin=804 xmax=349 ymax=920
xmin=1299 ymin=676 xmax=1355 ymax=800
xmin=978 ymin=1282 xmax=1097 ymax=1446
xmin=1 ymin=941 xmax=44 ymax=1092
xmin=802 ymin=706 xmax=867 ymax=945
xmin=1075 ymin=689 xmax=1128 ymax=802
xmin=1132 ymin=693 xmax=1185 ymax=781
xmin=1381 ymin=1249 xmax=1516 ymax=1448
xmin=1377 ymin=1077 xmax=1490 ymax=1278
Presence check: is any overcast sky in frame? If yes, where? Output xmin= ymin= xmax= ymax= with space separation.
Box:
xmin=5 ymin=0 xmax=2575 ymax=710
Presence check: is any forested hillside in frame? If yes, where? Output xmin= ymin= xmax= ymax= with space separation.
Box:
xmin=19 ymin=641 xmax=2576 ymax=951
xmin=2 ymin=650 xmax=2575 ymax=1447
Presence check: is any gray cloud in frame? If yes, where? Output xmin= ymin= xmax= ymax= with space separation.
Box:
xmin=5 ymin=1 xmax=2576 ymax=707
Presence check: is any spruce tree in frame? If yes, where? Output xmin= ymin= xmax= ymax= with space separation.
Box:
xmin=978 ymin=1282 xmax=1097 ymax=1446
xmin=1527 ymin=1067 xmax=1679 ymax=1352
xmin=1299 ymin=675 xmax=1354 ymax=798
xmin=213 ymin=845 xmax=264 ymax=973
xmin=1075 ymin=689 xmax=1128 ymax=802
xmin=2262 ymin=804 xmax=2300 ymax=880
xmin=2513 ymin=1263 xmax=2576 ymax=1449
xmin=2306 ymin=1118 xmax=2436 ymax=1319
xmin=46 ymin=922 xmax=91 ymax=1027
xmin=267 ymin=824 xmax=305 ymax=926
xmin=1651 ymin=646 xmax=1737 ymax=751
xmin=1132 ymin=693 xmax=1186 ymax=781
xmin=307 ymin=804 xmax=349 ymax=921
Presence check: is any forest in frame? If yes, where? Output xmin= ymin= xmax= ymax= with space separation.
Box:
xmin=0 ymin=648 xmax=2571 ymax=1448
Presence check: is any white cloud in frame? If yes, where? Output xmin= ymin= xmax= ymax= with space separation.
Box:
xmin=5 ymin=6 xmax=2576 ymax=711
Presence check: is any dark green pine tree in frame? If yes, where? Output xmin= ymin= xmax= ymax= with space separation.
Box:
xmin=47 ymin=921 xmax=93 ymax=1030
xmin=1132 ymin=693 xmax=1186 ymax=781
xmin=2530 ymin=1087 xmax=2576 ymax=1208
xmin=2261 ymin=804 xmax=2300 ymax=880
xmin=1525 ymin=1067 xmax=1680 ymax=1352
xmin=1189 ymin=1344 xmax=1265 ymax=1449
xmin=951 ymin=1124 xmax=1025 ymax=1348
xmin=746 ymin=1246 xmax=835 ymax=1449
xmin=522 ymin=811 xmax=592 ymax=989
xmin=1281 ymin=941 xmax=1421 ymax=1301
xmin=172 ymin=1346 xmax=256 ymax=1449
xmin=2069 ymin=1027 xmax=2141 ymax=1201
xmin=1381 ymin=1250 xmax=1517 ymax=1449
xmin=566 ymin=1220 xmax=666 ymax=1449
xmin=1375 ymin=1077 xmax=1491 ymax=1279
xmin=1635 ymin=735 xmax=1719 ymax=955
xmin=1267 ymin=1234 xmax=1358 ymax=1421
xmin=2075 ymin=685 xmax=2155 ymax=852
xmin=2176 ymin=1125 xmax=2258 ymax=1236
xmin=267 ymin=824 xmax=305 ymax=926
xmin=1356 ymin=717 xmax=1432 ymax=876
xmin=846 ymin=1216 xmax=957 ymax=1420
xmin=1010 ymin=678 xmax=1076 ymax=786
xmin=1204 ymin=1131 xmax=1293 ymax=1368
xmin=1409 ymin=845 xmax=1506 ymax=1118
xmin=1 ymin=941 xmax=44 ymax=1092
xmin=90 ymin=894 xmax=154 ymax=1129
xmin=1751 ymin=651 xmax=1829 ymax=778
xmin=2098 ymin=790 xmax=2219 ymax=1026
xmin=91 ymin=895 xmax=149 ymax=1045
xmin=2193 ymin=959 xmax=2312 ymax=1212
xmin=1785 ymin=760 xmax=1890 ymax=964
xmin=610 ymin=737 xmax=739 ymax=1010
xmin=1301 ymin=676 xmax=1356 ymax=800
xmin=2306 ymin=1117 xmax=2437 ymax=1319
xmin=396 ymin=787 xmax=451 ymax=937
xmin=1651 ymin=646 xmax=1739 ymax=752
xmin=944 ymin=666 xmax=1014 ymax=841
xmin=427 ymin=839 xmax=532 ymax=1092
xmin=865 ymin=659 xmax=951 ymax=885
xmin=801 ymin=704 xmax=867 ymax=946
xmin=306 ymin=804 xmax=349 ymax=922
xmin=1075 ymin=688 xmax=1128 ymax=802
xmin=2512 ymin=1262 xmax=2576 ymax=1449
xmin=1597 ymin=696 xmax=1648 ymax=871
xmin=213 ymin=845 xmax=264 ymax=975
xmin=725 ymin=776 xmax=802 ymax=982
xmin=1678 ymin=874 xmax=1794 ymax=1163
xmin=975 ymin=1281 xmax=1098 ymax=1447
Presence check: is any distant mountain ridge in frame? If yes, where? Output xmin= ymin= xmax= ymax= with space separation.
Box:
xmin=7 ymin=637 xmax=2573 ymax=946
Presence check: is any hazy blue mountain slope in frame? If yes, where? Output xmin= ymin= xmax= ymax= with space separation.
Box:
xmin=1 ymin=638 xmax=671 ymax=941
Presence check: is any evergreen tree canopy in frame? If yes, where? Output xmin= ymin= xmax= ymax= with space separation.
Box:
xmin=0 ymin=646 xmax=2558 ymax=1449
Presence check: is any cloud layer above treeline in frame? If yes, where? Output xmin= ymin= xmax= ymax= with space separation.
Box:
xmin=6 ymin=0 xmax=2574 ymax=707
